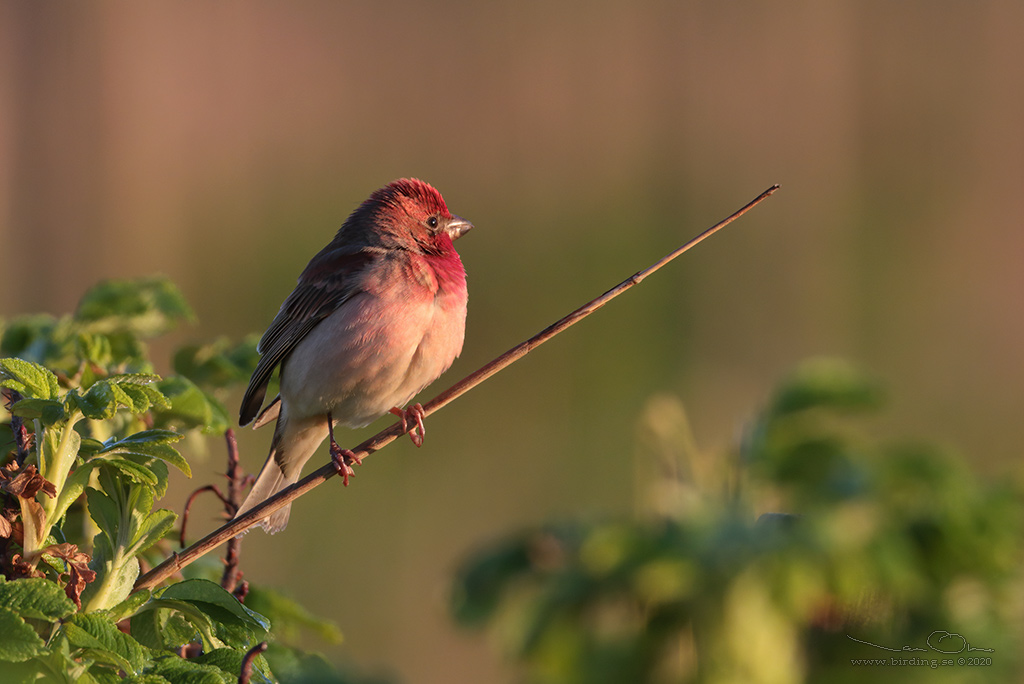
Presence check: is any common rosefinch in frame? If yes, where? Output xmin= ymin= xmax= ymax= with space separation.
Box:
xmin=234 ymin=179 xmax=472 ymax=533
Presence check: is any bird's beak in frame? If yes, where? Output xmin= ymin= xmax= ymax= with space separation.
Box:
xmin=446 ymin=215 xmax=474 ymax=240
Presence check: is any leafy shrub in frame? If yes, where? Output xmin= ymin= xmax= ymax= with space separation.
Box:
xmin=452 ymin=359 xmax=1024 ymax=683
xmin=0 ymin=278 xmax=365 ymax=684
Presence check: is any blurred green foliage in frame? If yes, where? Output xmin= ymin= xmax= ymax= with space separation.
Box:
xmin=452 ymin=359 xmax=1023 ymax=683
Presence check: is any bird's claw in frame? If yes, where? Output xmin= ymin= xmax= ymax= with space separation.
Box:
xmin=390 ymin=403 xmax=426 ymax=447
xmin=329 ymin=444 xmax=360 ymax=487
xmin=327 ymin=411 xmax=361 ymax=486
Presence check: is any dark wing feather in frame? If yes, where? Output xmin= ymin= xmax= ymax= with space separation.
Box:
xmin=238 ymin=246 xmax=379 ymax=425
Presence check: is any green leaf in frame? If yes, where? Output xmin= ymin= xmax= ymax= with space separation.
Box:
xmin=9 ymin=398 xmax=66 ymax=426
xmin=146 ymin=656 xmax=232 ymax=684
xmin=245 ymin=587 xmax=343 ymax=644
xmin=124 ymin=481 xmax=156 ymax=525
xmin=73 ymin=647 xmax=135 ymax=679
xmin=102 ymin=429 xmax=182 ymax=449
xmin=261 ymin=644 xmax=339 ymax=684
xmin=0 ymin=606 xmax=47 ymax=662
xmin=105 ymin=332 xmax=149 ymax=367
xmin=34 ymin=427 xmax=81 ymax=518
xmin=0 ymin=576 xmax=77 ymax=621
xmin=74 ymin=384 xmax=121 ymax=421
xmin=146 ymin=460 xmax=170 ymax=500
xmin=128 ymin=509 xmax=177 ymax=558
xmin=107 ymin=375 xmax=170 ymax=408
xmin=22 ymin=644 xmax=96 ymax=684
xmin=451 ymin=537 xmax=534 ymax=627
xmin=75 ymin=277 xmax=195 ymax=337
xmin=0 ymin=658 xmax=49 ymax=684
xmin=135 ymin=595 xmax=250 ymax=652
xmin=74 ymin=375 xmax=166 ymax=420
xmin=153 ymin=377 xmax=228 ymax=434
xmin=77 ymin=458 xmax=171 ymax=503
xmin=193 ymin=648 xmax=272 ymax=684
xmin=82 ymin=554 xmax=140 ymax=618
xmin=106 ymin=374 xmax=162 ymax=385
xmin=52 ymin=463 xmax=97 ymax=527
xmin=123 ymin=675 xmax=172 ymax=684
xmin=79 ymin=437 xmax=107 ymax=456
xmin=37 ymin=552 xmax=68 ymax=578
xmin=114 ymin=385 xmax=155 ymax=414
xmin=75 ymin=332 xmax=113 ymax=368
xmin=159 ymin=580 xmax=270 ymax=633
xmin=204 ymin=395 xmax=231 ymax=436
xmin=97 ymin=430 xmax=190 ymax=478
xmin=63 ymin=613 xmax=150 ymax=676
xmin=0 ymin=314 xmax=58 ymax=361
xmin=156 ymin=601 xmax=216 ymax=648
xmin=173 ymin=336 xmax=259 ymax=390
xmin=0 ymin=357 xmax=60 ymax=401
xmin=76 ymin=474 xmax=176 ymax=615
xmin=189 ymin=648 xmax=242 ymax=673
xmin=85 ymin=488 xmax=121 ymax=540
xmin=95 ymin=458 xmax=159 ymax=486
xmin=105 ymin=589 xmax=152 ymax=623
xmin=769 ymin=357 xmax=884 ymax=417
xmin=127 ymin=608 xmax=164 ymax=652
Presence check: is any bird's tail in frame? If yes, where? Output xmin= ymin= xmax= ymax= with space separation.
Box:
xmin=233 ymin=444 xmax=299 ymax=534
xmin=233 ymin=413 xmax=328 ymax=534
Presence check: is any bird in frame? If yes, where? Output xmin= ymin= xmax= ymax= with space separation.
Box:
xmin=233 ymin=178 xmax=472 ymax=533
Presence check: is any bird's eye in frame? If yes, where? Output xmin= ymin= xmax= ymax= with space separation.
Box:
xmin=427 ymin=216 xmax=439 ymax=229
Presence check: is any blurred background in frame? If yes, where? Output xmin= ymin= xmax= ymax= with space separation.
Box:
xmin=2 ymin=2 xmax=1022 ymax=681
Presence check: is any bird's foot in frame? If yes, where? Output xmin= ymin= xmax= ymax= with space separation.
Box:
xmin=329 ymin=444 xmax=360 ymax=487
xmin=390 ymin=403 xmax=426 ymax=447
xmin=327 ymin=412 xmax=362 ymax=486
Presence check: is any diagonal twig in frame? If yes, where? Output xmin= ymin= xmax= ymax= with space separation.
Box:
xmin=134 ymin=184 xmax=779 ymax=593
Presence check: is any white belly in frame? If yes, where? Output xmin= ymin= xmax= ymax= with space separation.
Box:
xmin=279 ymin=288 xmax=465 ymax=427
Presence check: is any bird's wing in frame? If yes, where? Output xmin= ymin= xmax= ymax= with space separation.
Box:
xmin=239 ymin=245 xmax=380 ymax=425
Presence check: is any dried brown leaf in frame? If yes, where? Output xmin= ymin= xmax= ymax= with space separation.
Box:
xmin=45 ymin=542 xmax=97 ymax=609
xmin=9 ymin=553 xmax=45 ymax=579
xmin=0 ymin=464 xmax=57 ymax=500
